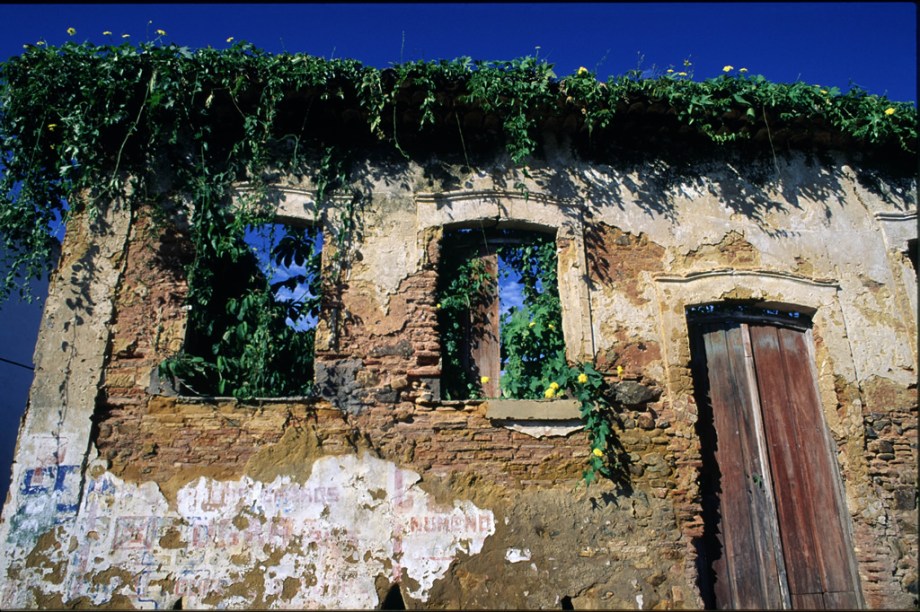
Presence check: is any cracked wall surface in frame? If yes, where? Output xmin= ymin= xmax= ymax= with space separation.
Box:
xmin=0 ymin=151 xmax=916 ymax=609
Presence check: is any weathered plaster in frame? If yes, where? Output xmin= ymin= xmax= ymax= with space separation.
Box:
xmin=0 ymin=201 xmax=132 ymax=572
xmin=1 ymin=151 xmax=916 ymax=609
xmin=1 ymin=452 xmax=494 ymax=609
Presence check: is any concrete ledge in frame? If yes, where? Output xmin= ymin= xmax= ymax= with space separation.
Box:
xmin=486 ymin=399 xmax=582 ymax=420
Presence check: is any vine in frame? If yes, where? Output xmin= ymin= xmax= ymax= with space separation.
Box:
xmin=497 ymin=237 xmax=566 ymax=399
xmin=557 ymin=362 xmax=623 ymax=486
xmin=436 ymin=251 xmax=494 ymax=400
xmin=2 ymin=39 xmax=915 ymax=304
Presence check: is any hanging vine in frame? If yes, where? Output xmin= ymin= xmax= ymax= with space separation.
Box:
xmin=2 ymin=38 xmax=916 ymax=302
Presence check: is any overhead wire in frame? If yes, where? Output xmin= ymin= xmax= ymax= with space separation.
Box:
xmin=0 ymin=356 xmax=33 ymax=371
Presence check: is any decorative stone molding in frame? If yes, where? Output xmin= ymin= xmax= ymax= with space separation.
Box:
xmin=874 ymin=210 xmax=918 ymax=253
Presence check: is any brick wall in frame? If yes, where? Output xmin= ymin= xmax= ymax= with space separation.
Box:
xmin=5 ymin=155 xmax=916 ymax=609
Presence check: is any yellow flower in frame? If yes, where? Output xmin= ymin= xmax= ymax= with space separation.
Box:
xmin=548 ymin=323 xmax=555 ymax=330
xmin=156 ymin=29 xmax=167 ymax=36
xmin=122 ymin=34 xmax=130 ymax=39
xmin=577 ymin=373 xmax=589 ymax=384
xmin=227 ymin=36 xmax=234 ymax=43
xmin=577 ymin=66 xmax=588 ymax=76
xmin=480 ymin=376 xmax=490 ymax=384
xmin=592 ymin=448 xmax=604 ymax=457
xmin=683 ymin=58 xmax=692 ymax=67
xmin=616 ymin=365 xmax=624 ymax=377
xmin=544 ymin=387 xmax=556 ymax=399
xmin=528 ymin=321 xmax=535 ymax=328
xmin=549 ymin=381 xmax=560 ymax=390
xmin=666 ymin=69 xmax=674 ymax=74
xmin=36 ymin=41 xmax=45 ymax=46
xmin=885 ymin=107 xmax=896 ymax=116
xmin=435 ymin=303 xmax=441 ymax=309
xmin=677 ymin=72 xmax=688 ymax=77
xmin=820 ymin=89 xmax=828 ymax=95
xmin=739 ymin=67 xmax=748 ymax=73
xmin=722 ymin=65 xmax=734 ymax=73
xmin=103 ymin=31 xmax=112 ymax=36
xmin=47 ymin=123 xmax=57 ymax=132
xmin=66 ymin=27 xmax=76 ymax=36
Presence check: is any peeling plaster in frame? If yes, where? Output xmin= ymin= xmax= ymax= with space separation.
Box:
xmin=1 ymin=453 xmax=494 ymax=609
xmin=501 ymin=421 xmax=584 ymax=439
xmin=505 ymin=548 xmax=532 ymax=563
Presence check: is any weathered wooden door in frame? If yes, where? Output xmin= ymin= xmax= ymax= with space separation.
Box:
xmin=690 ymin=307 xmax=861 ymax=610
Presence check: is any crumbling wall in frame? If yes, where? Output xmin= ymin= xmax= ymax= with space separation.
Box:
xmin=0 ymin=199 xmax=133 ymax=606
xmin=0 ymin=152 xmax=915 ymax=609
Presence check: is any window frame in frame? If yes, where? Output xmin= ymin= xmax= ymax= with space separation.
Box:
xmin=417 ymin=190 xmax=594 ymax=419
xmin=159 ymin=185 xmax=327 ymax=400
xmin=437 ymin=227 xmax=564 ymax=400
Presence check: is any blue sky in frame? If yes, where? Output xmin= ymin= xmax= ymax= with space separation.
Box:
xmin=245 ymin=224 xmax=323 ymax=331
xmin=1 ymin=3 xmax=917 ymax=101
xmin=0 ymin=2 xmax=916 ymax=501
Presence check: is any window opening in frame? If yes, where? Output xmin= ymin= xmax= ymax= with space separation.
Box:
xmin=686 ymin=301 xmax=811 ymax=328
xmin=169 ymin=222 xmax=322 ymax=398
xmin=437 ymin=228 xmax=565 ymax=400
xmin=907 ymin=238 xmax=917 ymax=274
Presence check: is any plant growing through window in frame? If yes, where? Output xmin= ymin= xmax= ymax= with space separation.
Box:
xmin=437 ymin=228 xmax=567 ymax=400
xmin=161 ymin=222 xmax=322 ymax=398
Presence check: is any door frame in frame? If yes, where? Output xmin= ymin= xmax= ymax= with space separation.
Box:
xmin=688 ymin=305 xmax=862 ymax=608
xmin=652 ymin=271 xmax=864 ymax=609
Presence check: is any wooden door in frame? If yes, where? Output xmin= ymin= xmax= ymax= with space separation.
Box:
xmin=690 ymin=311 xmax=861 ymax=610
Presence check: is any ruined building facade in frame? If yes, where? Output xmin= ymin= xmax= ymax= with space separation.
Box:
xmin=0 ymin=140 xmax=916 ymax=608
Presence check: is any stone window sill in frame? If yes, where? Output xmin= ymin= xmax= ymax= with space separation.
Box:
xmin=485 ymin=398 xmax=582 ymax=420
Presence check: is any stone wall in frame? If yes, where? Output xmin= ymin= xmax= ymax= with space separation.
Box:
xmin=0 ymin=151 xmax=916 ymax=609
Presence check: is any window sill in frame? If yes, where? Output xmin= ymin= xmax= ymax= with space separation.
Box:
xmin=485 ymin=398 xmax=582 ymax=421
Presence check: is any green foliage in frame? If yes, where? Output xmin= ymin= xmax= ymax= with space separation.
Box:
xmin=623 ymin=71 xmax=919 ymax=149
xmin=498 ymin=236 xmax=567 ymax=399
xmin=161 ymin=204 xmax=322 ymax=399
xmin=437 ymin=231 xmax=567 ymax=400
xmin=463 ymin=56 xmax=557 ymax=165
xmin=1 ymin=39 xmax=916 ymax=303
xmin=436 ymin=246 xmax=494 ymax=400
xmin=554 ymin=362 xmax=621 ymax=486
